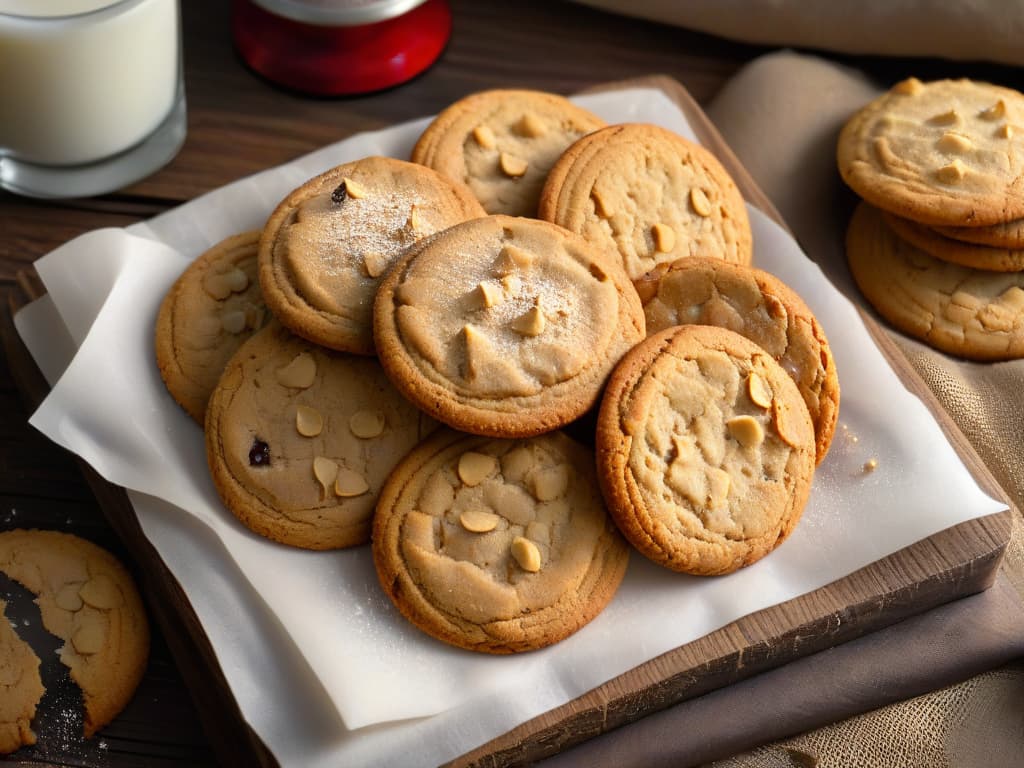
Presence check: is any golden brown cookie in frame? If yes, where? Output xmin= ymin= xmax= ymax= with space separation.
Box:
xmin=846 ymin=202 xmax=1024 ymax=361
xmin=638 ymin=257 xmax=839 ymax=464
xmin=373 ymin=429 xmax=629 ymax=653
xmin=935 ymin=217 xmax=1024 ymax=249
xmin=0 ymin=599 xmax=44 ymax=755
xmin=0 ymin=530 xmax=149 ymax=739
xmin=883 ymin=210 xmax=1024 ymax=272
xmin=411 ymin=89 xmax=606 ymax=217
xmin=155 ymin=230 xmax=267 ymax=424
xmin=538 ymin=122 xmax=752 ymax=283
xmin=205 ymin=322 xmax=437 ymax=550
xmin=596 ymin=325 xmax=816 ymax=576
xmin=259 ymin=155 xmax=485 ymax=355
xmin=373 ymin=214 xmax=645 ymax=438
xmin=837 ymin=77 xmax=1024 ymax=227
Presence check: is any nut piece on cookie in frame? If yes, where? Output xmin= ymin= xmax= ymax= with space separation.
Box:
xmin=276 ymin=352 xmax=317 ymax=389
xmin=596 ymin=325 xmax=816 ymax=576
xmin=410 ymin=89 xmax=606 ymax=217
xmin=373 ymin=430 xmax=629 ymax=653
xmin=499 ymin=152 xmax=529 ymax=178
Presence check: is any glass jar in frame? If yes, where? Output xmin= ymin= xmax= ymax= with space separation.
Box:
xmin=231 ymin=0 xmax=452 ymax=95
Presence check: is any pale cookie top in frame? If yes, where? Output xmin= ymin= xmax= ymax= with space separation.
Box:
xmin=883 ymin=210 xmax=1024 ymax=272
xmin=205 ymin=323 xmax=437 ymax=550
xmin=638 ymin=257 xmax=839 ymax=464
xmin=373 ymin=429 xmax=629 ymax=653
xmin=0 ymin=599 xmax=44 ymax=755
xmin=596 ymin=325 xmax=816 ymax=576
xmin=259 ymin=156 xmax=485 ymax=355
xmin=155 ymin=230 xmax=267 ymax=424
xmin=846 ymin=202 xmax=1024 ymax=361
xmin=0 ymin=530 xmax=149 ymax=739
xmin=837 ymin=77 xmax=1024 ymax=227
xmin=373 ymin=215 xmax=645 ymax=437
xmin=538 ymin=123 xmax=752 ymax=282
xmin=411 ymin=89 xmax=606 ymax=217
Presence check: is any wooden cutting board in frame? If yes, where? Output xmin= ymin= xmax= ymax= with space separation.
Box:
xmin=1 ymin=76 xmax=1013 ymax=768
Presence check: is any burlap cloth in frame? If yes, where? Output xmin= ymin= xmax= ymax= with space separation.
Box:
xmin=705 ymin=50 xmax=1024 ymax=768
xmin=542 ymin=52 xmax=1024 ymax=767
xmin=574 ymin=1 xmax=1024 ymax=69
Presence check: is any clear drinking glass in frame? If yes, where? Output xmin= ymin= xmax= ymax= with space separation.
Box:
xmin=0 ymin=0 xmax=186 ymax=199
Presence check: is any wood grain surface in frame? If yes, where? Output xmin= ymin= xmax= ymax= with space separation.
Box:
xmin=2 ymin=2 xmax=1023 ymax=767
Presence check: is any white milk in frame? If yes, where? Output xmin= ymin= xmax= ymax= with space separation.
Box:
xmin=0 ymin=0 xmax=180 ymax=166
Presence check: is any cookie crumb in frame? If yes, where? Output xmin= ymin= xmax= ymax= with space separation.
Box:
xmin=784 ymin=747 xmax=819 ymax=768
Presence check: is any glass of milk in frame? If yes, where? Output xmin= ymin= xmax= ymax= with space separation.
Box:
xmin=0 ymin=0 xmax=186 ymax=199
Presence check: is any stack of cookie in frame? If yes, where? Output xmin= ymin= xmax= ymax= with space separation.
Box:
xmin=155 ymin=87 xmax=838 ymax=653
xmin=838 ymin=77 xmax=1024 ymax=360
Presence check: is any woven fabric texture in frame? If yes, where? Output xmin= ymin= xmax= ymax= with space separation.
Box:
xmin=706 ymin=50 xmax=1024 ymax=768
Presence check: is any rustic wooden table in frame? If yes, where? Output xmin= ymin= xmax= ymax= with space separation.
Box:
xmin=1 ymin=2 xmax=1019 ymax=766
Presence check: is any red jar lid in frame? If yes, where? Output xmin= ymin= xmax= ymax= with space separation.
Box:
xmin=231 ymin=0 xmax=452 ymax=95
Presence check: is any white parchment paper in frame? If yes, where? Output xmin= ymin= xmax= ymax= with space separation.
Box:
xmin=16 ymin=89 xmax=1005 ymax=767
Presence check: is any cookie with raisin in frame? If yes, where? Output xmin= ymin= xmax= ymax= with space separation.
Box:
xmin=205 ymin=322 xmax=437 ymax=549
xmin=259 ymin=156 xmax=484 ymax=355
